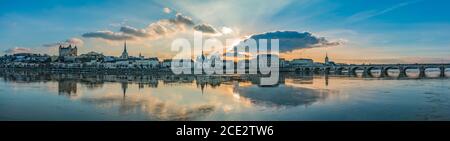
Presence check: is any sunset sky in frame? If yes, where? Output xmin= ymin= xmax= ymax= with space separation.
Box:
xmin=1 ymin=0 xmax=450 ymax=64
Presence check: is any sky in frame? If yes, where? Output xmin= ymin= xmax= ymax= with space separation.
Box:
xmin=1 ymin=0 xmax=450 ymax=64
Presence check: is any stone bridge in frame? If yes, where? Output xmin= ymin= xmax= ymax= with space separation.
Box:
xmin=289 ymin=64 xmax=450 ymax=78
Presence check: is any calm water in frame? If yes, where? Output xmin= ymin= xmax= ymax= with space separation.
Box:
xmin=1 ymin=69 xmax=450 ymax=121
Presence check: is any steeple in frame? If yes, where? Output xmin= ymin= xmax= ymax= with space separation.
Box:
xmin=139 ymin=52 xmax=144 ymax=59
xmin=325 ymin=52 xmax=329 ymax=64
xmin=201 ymin=50 xmax=206 ymax=60
xmin=124 ymin=40 xmax=127 ymax=53
xmin=120 ymin=40 xmax=129 ymax=59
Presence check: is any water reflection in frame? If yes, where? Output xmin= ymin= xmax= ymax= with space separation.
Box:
xmin=1 ymin=69 xmax=450 ymax=121
xmin=234 ymin=83 xmax=334 ymax=107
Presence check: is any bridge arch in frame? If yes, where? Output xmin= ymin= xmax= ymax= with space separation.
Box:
xmin=402 ymin=66 xmax=421 ymax=78
xmin=366 ymin=66 xmax=383 ymax=77
xmin=304 ymin=67 xmax=311 ymax=73
xmin=335 ymin=67 xmax=349 ymax=74
xmin=423 ymin=67 xmax=441 ymax=78
xmin=350 ymin=66 xmax=365 ymax=75
xmin=324 ymin=67 xmax=331 ymax=74
xmin=313 ymin=67 xmax=321 ymax=73
xmin=383 ymin=66 xmax=402 ymax=77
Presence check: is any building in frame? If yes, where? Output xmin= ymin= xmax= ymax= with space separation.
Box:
xmin=161 ymin=59 xmax=172 ymax=68
xmin=195 ymin=50 xmax=208 ymax=69
xmin=324 ymin=53 xmax=336 ymax=66
xmin=120 ymin=41 xmax=129 ymax=59
xmin=134 ymin=57 xmax=160 ymax=69
xmin=279 ymin=58 xmax=289 ymax=68
xmin=78 ymin=52 xmax=104 ymax=63
xmin=290 ymin=58 xmax=313 ymax=66
xmin=59 ymin=45 xmax=77 ymax=57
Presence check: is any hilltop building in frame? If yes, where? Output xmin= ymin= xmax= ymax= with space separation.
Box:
xmin=59 ymin=45 xmax=77 ymax=57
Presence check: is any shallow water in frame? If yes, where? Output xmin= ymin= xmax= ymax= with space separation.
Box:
xmin=1 ymin=70 xmax=450 ymax=121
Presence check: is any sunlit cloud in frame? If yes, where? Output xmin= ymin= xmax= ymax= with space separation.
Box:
xmin=43 ymin=37 xmax=84 ymax=48
xmin=221 ymin=27 xmax=233 ymax=34
xmin=163 ymin=7 xmax=172 ymax=14
xmin=4 ymin=47 xmax=33 ymax=54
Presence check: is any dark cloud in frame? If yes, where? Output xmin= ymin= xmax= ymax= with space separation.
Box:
xmin=43 ymin=38 xmax=84 ymax=47
xmin=120 ymin=26 xmax=148 ymax=37
xmin=194 ymin=24 xmax=218 ymax=34
xmin=82 ymin=31 xmax=134 ymax=41
xmin=236 ymin=31 xmax=343 ymax=53
xmin=169 ymin=13 xmax=195 ymax=26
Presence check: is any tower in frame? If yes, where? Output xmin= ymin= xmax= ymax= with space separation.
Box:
xmin=120 ymin=40 xmax=129 ymax=59
xmin=139 ymin=52 xmax=144 ymax=59
xmin=325 ymin=52 xmax=330 ymax=65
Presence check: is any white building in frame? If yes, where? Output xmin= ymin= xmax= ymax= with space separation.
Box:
xmin=290 ymin=58 xmax=314 ymax=66
xmin=161 ymin=59 xmax=172 ymax=68
xmin=134 ymin=58 xmax=160 ymax=69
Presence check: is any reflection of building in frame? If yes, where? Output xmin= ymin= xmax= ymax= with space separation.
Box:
xmin=121 ymin=82 xmax=128 ymax=98
xmin=58 ymin=80 xmax=77 ymax=96
xmin=235 ymin=84 xmax=330 ymax=107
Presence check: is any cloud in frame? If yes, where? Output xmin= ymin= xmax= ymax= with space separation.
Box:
xmin=163 ymin=7 xmax=172 ymax=14
xmin=82 ymin=30 xmax=134 ymax=41
xmin=194 ymin=23 xmax=219 ymax=34
xmin=235 ymin=31 xmax=343 ymax=53
xmin=43 ymin=38 xmax=84 ymax=47
xmin=4 ymin=47 xmax=33 ymax=54
xmin=82 ymin=12 xmax=198 ymax=41
xmin=117 ymin=19 xmax=187 ymax=40
xmin=221 ymin=27 xmax=233 ymax=34
xmin=169 ymin=13 xmax=195 ymax=26
xmin=82 ymin=8 xmax=226 ymax=41
xmin=120 ymin=26 xmax=148 ymax=37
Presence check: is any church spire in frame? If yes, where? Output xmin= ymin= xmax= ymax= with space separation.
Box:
xmin=120 ymin=40 xmax=129 ymax=59
xmin=124 ymin=40 xmax=127 ymax=53
xmin=325 ymin=52 xmax=330 ymax=65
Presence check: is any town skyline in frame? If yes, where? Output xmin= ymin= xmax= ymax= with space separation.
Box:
xmin=1 ymin=0 xmax=450 ymax=64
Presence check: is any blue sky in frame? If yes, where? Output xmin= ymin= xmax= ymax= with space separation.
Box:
xmin=1 ymin=0 xmax=449 ymax=63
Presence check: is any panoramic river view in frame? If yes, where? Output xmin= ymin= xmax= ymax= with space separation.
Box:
xmin=1 ymin=69 xmax=450 ymax=121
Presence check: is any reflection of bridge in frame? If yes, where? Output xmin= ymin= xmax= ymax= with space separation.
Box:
xmin=290 ymin=64 xmax=450 ymax=78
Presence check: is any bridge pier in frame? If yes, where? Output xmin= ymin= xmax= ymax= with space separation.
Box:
xmin=440 ymin=66 xmax=446 ymax=78
xmin=363 ymin=67 xmax=371 ymax=77
xmin=399 ymin=67 xmax=407 ymax=78
xmin=349 ymin=67 xmax=357 ymax=76
xmin=335 ymin=68 xmax=343 ymax=75
xmin=379 ymin=67 xmax=386 ymax=77
xmin=418 ymin=67 xmax=426 ymax=78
